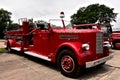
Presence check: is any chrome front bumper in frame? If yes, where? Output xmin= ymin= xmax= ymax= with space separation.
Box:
xmin=86 ymin=54 xmax=113 ymax=68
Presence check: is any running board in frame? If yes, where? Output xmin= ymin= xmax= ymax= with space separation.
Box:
xmin=11 ymin=47 xmax=21 ymax=51
xmin=11 ymin=47 xmax=28 ymax=51
xmin=24 ymin=51 xmax=51 ymax=61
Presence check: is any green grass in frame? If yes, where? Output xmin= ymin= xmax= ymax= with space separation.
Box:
xmin=0 ymin=48 xmax=7 ymax=53
xmin=0 ymin=39 xmax=5 ymax=42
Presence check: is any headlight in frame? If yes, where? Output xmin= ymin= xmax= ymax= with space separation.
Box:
xmin=82 ymin=43 xmax=90 ymax=50
xmin=104 ymin=41 xmax=111 ymax=48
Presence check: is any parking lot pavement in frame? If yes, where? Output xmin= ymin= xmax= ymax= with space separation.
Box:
xmin=0 ymin=41 xmax=5 ymax=48
xmin=0 ymin=42 xmax=120 ymax=80
xmin=0 ymin=53 xmax=73 ymax=80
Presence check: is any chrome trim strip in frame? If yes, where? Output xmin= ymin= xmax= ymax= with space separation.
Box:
xmin=86 ymin=54 xmax=113 ymax=68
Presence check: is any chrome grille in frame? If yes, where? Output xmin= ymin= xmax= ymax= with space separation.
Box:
xmin=96 ymin=33 xmax=103 ymax=53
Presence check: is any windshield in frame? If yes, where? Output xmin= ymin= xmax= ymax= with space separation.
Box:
xmin=49 ymin=19 xmax=72 ymax=29
xmin=75 ymin=24 xmax=98 ymax=30
xmin=101 ymin=26 xmax=112 ymax=37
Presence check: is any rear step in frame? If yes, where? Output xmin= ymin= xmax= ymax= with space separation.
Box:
xmin=11 ymin=47 xmax=21 ymax=51
xmin=24 ymin=51 xmax=51 ymax=61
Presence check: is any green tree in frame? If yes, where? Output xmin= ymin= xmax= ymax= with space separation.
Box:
xmin=7 ymin=23 xmax=19 ymax=30
xmin=71 ymin=4 xmax=117 ymax=24
xmin=0 ymin=8 xmax=12 ymax=38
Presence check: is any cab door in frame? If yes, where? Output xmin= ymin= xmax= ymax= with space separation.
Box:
xmin=34 ymin=29 xmax=50 ymax=56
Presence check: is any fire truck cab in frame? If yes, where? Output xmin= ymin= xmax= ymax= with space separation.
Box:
xmin=5 ymin=12 xmax=113 ymax=77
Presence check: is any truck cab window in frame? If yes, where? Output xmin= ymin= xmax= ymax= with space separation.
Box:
xmin=49 ymin=19 xmax=72 ymax=29
xmin=35 ymin=20 xmax=48 ymax=30
xmin=37 ymin=24 xmax=46 ymax=30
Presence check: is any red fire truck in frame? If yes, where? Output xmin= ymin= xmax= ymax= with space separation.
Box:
xmin=5 ymin=12 xmax=113 ymax=77
xmin=111 ymin=31 xmax=120 ymax=49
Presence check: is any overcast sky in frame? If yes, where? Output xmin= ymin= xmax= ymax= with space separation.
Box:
xmin=0 ymin=0 xmax=120 ymax=28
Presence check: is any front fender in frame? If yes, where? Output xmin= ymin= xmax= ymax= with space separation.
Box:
xmin=57 ymin=42 xmax=82 ymax=53
xmin=53 ymin=42 xmax=85 ymax=66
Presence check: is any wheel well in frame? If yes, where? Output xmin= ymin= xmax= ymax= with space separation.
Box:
xmin=56 ymin=46 xmax=76 ymax=63
xmin=7 ymin=39 xmax=16 ymax=47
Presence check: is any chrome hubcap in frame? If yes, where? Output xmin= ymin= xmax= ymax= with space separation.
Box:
xmin=61 ymin=56 xmax=75 ymax=73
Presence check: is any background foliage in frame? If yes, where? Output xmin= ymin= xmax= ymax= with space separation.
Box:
xmin=0 ymin=8 xmax=12 ymax=38
xmin=0 ymin=8 xmax=19 ymax=38
xmin=71 ymin=4 xmax=118 ymax=24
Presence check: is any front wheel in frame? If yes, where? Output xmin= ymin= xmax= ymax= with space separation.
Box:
xmin=57 ymin=49 xmax=82 ymax=78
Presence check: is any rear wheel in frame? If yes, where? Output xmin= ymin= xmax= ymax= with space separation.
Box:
xmin=57 ymin=49 xmax=82 ymax=78
xmin=7 ymin=42 xmax=12 ymax=52
xmin=113 ymin=42 xmax=120 ymax=49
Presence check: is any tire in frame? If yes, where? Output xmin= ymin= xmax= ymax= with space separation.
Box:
xmin=57 ymin=49 xmax=82 ymax=78
xmin=6 ymin=42 xmax=12 ymax=52
xmin=112 ymin=41 xmax=120 ymax=49
xmin=112 ymin=42 xmax=116 ymax=49
xmin=115 ymin=42 xmax=120 ymax=49
xmin=111 ymin=43 xmax=115 ymax=49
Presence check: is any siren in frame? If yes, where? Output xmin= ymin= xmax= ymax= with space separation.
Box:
xmin=60 ymin=11 xmax=65 ymax=18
